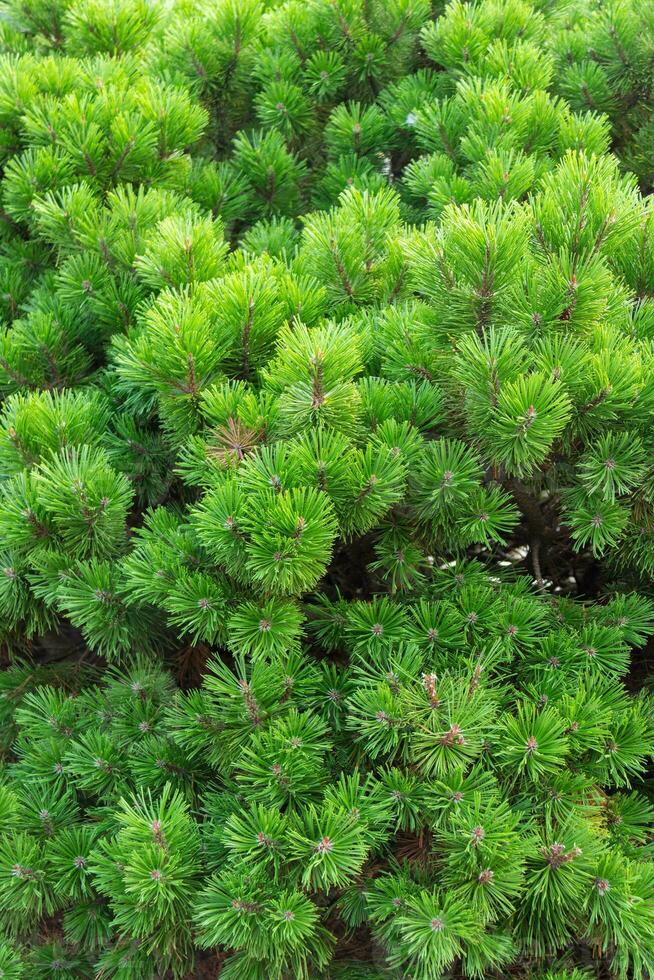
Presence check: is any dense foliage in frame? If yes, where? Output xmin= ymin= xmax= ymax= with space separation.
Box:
xmin=1 ymin=0 xmax=654 ymax=975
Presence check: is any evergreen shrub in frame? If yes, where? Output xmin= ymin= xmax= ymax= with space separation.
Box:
xmin=0 ymin=0 xmax=654 ymax=975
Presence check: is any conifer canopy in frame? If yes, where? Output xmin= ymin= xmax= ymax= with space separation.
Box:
xmin=0 ymin=0 xmax=654 ymax=976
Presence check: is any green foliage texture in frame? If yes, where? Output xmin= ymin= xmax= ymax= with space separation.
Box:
xmin=0 ymin=0 xmax=654 ymax=975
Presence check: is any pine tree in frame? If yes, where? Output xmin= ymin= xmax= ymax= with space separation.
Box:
xmin=0 ymin=0 xmax=654 ymax=976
